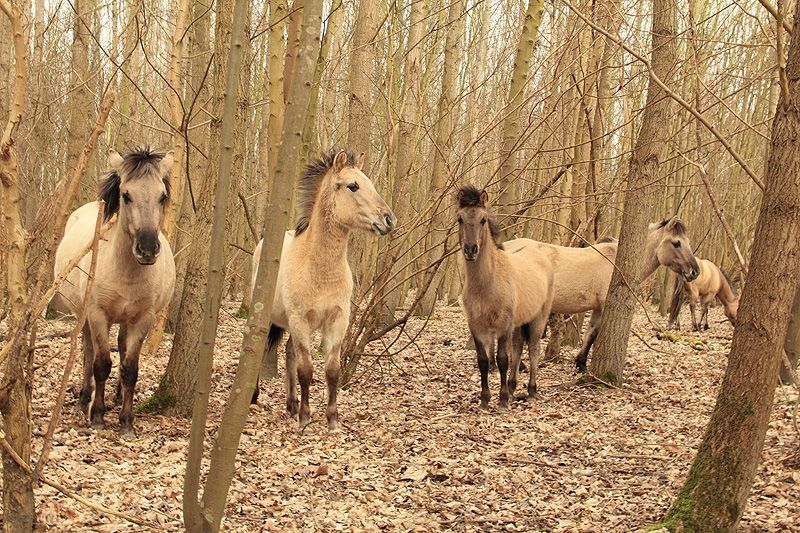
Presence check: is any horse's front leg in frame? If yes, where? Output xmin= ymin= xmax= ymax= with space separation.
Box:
xmin=575 ymin=309 xmax=602 ymax=373
xmin=321 ymin=311 xmax=347 ymax=433
xmin=118 ymin=317 xmax=151 ymax=438
xmin=114 ymin=325 xmax=127 ymax=405
xmin=472 ymin=332 xmax=492 ymax=409
xmin=689 ymin=287 xmax=700 ymax=331
xmin=527 ymin=317 xmax=548 ymax=399
xmin=508 ymin=327 xmax=524 ymax=398
xmin=87 ymin=313 xmax=111 ymax=430
xmin=288 ymin=318 xmax=314 ymax=432
xmin=496 ymin=330 xmax=512 ymax=409
xmin=284 ymin=336 xmax=298 ymax=416
xmin=79 ymin=322 xmax=95 ymax=414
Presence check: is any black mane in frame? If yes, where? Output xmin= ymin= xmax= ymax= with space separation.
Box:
xmin=657 ymin=218 xmax=687 ymax=235
xmin=295 ymin=150 xmax=357 ymax=235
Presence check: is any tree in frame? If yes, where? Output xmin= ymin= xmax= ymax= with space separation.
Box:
xmin=588 ymin=0 xmax=677 ymax=385
xmin=659 ymin=1 xmax=800 ymax=527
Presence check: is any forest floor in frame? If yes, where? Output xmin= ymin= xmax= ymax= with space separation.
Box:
xmin=10 ymin=301 xmax=800 ymax=531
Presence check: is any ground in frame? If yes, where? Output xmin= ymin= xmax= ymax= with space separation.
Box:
xmin=10 ymin=302 xmax=800 ymax=531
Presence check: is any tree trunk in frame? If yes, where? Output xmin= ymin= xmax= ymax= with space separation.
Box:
xmin=660 ymin=3 xmax=800 ymax=526
xmin=183 ymin=0 xmax=323 ymax=529
xmin=589 ymin=0 xmax=676 ymax=385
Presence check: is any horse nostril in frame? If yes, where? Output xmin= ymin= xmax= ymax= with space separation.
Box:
xmin=384 ymin=213 xmax=393 ymax=228
xmin=154 ymin=241 xmax=161 ymax=255
xmin=135 ymin=242 xmax=144 ymax=256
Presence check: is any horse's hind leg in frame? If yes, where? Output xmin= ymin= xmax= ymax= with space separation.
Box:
xmin=508 ymin=325 xmax=528 ymax=398
xmin=526 ymin=317 xmax=548 ymax=399
xmin=575 ymin=310 xmax=601 ymax=373
xmin=115 ymin=325 xmax=127 ymax=405
xmin=284 ymin=336 xmax=298 ymax=416
xmin=496 ymin=330 xmax=512 ymax=409
xmin=472 ymin=332 xmax=492 ymax=410
xmin=79 ymin=322 xmax=95 ymax=414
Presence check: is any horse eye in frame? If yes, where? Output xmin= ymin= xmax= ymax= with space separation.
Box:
xmin=480 ymin=218 xmax=487 ymax=225
xmin=347 ymin=183 xmax=359 ymax=192
xmin=160 ymin=193 xmax=168 ymax=204
xmin=457 ymin=216 xmax=463 ymax=225
xmin=122 ymin=192 xmax=132 ymax=204
xmin=673 ymin=241 xmax=681 ymax=248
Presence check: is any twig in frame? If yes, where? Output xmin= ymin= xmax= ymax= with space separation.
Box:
xmin=237 ymin=191 xmax=259 ymax=242
xmin=34 ymin=205 xmax=104 ymax=480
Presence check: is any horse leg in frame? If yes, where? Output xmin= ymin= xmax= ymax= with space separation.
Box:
xmin=284 ymin=336 xmax=298 ymax=416
xmin=87 ymin=313 xmax=111 ymax=430
xmin=322 ymin=312 xmax=347 ymax=433
xmin=118 ymin=317 xmax=149 ymax=438
xmin=289 ymin=319 xmax=314 ymax=431
xmin=115 ymin=325 xmax=127 ymax=405
xmin=689 ymin=287 xmax=700 ymax=331
xmin=496 ymin=330 xmax=512 ymax=409
xmin=527 ymin=317 xmax=547 ymax=399
xmin=575 ymin=310 xmax=601 ymax=373
xmin=79 ymin=322 xmax=95 ymax=414
xmin=472 ymin=333 xmax=492 ymax=410
xmin=508 ymin=327 xmax=523 ymax=398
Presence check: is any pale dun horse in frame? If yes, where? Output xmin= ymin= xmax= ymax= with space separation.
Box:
xmin=504 ymin=218 xmax=700 ymax=373
xmin=249 ymin=150 xmax=396 ymax=432
xmin=54 ymin=148 xmax=176 ymax=437
xmin=668 ymin=258 xmax=739 ymax=331
xmin=457 ymin=186 xmax=554 ymax=408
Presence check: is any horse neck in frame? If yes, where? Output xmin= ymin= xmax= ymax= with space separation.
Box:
xmin=304 ymin=182 xmax=350 ymax=266
xmin=464 ymin=241 xmax=500 ymax=288
xmin=107 ymin=212 xmax=145 ymax=278
xmin=640 ymin=230 xmax=662 ymax=280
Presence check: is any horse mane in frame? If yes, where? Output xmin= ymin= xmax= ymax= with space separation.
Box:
xmin=295 ymin=150 xmax=357 ymax=235
xmin=98 ymin=147 xmax=171 ymax=222
xmin=720 ymin=268 xmax=738 ymax=296
xmin=668 ymin=275 xmax=686 ymax=324
xmin=457 ymin=185 xmax=503 ymax=249
xmin=657 ymin=218 xmax=687 ymax=235
xmin=597 ymin=236 xmax=617 ymax=244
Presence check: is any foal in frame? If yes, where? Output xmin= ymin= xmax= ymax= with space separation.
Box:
xmin=250 ymin=150 xmax=396 ymax=431
xmin=668 ymin=258 xmax=738 ymax=330
xmin=458 ymin=186 xmax=554 ymax=408
xmin=54 ymin=148 xmax=176 ymax=436
xmin=504 ymin=218 xmax=700 ymax=373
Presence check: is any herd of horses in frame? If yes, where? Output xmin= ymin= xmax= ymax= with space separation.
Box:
xmin=52 ymin=147 xmax=741 ymax=435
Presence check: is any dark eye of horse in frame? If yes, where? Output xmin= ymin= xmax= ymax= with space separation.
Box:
xmin=160 ymin=193 xmax=168 ymax=204
xmin=122 ymin=192 xmax=132 ymax=204
xmin=457 ymin=216 xmax=463 ymax=225
xmin=347 ymin=183 xmax=359 ymax=192
xmin=480 ymin=218 xmax=486 ymax=225
xmin=673 ymin=241 xmax=681 ymax=248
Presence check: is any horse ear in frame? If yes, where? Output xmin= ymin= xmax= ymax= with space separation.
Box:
xmin=109 ymin=149 xmax=123 ymax=171
xmin=479 ymin=189 xmax=489 ymax=207
xmin=666 ymin=216 xmax=681 ymax=230
xmin=159 ymin=150 xmax=175 ymax=176
xmin=355 ymin=152 xmax=366 ymax=170
xmin=333 ymin=150 xmax=348 ymax=173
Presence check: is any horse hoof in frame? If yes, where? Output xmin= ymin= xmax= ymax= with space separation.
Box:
xmin=479 ymin=401 xmax=489 ymax=411
xmin=327 ymin=423 xmax=341 ymax=434
xmin=90 ymin=420 xmax=104 ymax=431
xmin=498 ymin=402 xmax=509 ymax=411
xmin=576 ymin=365 xmax=587 ymax=374
xmin=120 ymin=429 xmax=136 ymax=441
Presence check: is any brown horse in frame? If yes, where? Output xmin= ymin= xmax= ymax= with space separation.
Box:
xmin=668 ymin=258 xmax=738 ymax=331
xmin=457 ymin=186 xmax=554 ymax=408
xmin=54 ymin=148 xmax=176 ymax=437
xmin=504 ymin=218 xmax=700 ymax=373
xmin=250 ymin=150 xmax=395 ymax=432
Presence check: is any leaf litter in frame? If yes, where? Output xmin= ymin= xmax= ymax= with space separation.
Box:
xmin=7 ymin=301 xmax=799 ymax=531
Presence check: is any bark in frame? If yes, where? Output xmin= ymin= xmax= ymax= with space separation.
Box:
xmin=660 ymin=3 xmax=800 ymax=526
xmin=418 ymin=0 xmax=465 ymax=316
xmin=780 ymin=283 xmax=800 ymax=384
xmin=0 ymin=0 xmax=34 ymax=529
xmin=347 ymin=0 xmax=378 ymax=164
xmin=497 ymin=0 xmax=546 ymax=235
xmin=589 ymin=0 xmax=677 ymax=385
xmin=156 ymin=0 xmax=240 ymax=417
xmin=184 ymin=1 xmax=323 ymax=529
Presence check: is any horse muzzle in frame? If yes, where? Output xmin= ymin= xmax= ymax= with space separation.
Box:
xmin=372 ymin=212 xmax=396 ymax=236
xmin=683 ymin=264 xmax=700 ymax=282
xmin=463 ymin=244 xmax=478 ymax=261
xmin=133 ymin=231 xmax=161 ymax=265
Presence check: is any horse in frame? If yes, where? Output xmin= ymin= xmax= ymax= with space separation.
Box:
xmin=503 ymin=217 xmax=700 ymax=373
xmin=54 ymin=148 xmax=176 ymax=437
xmin=249 ymin=150 xmax=396 ymax=432
xmin=457 ymin=186 xmax=554 ymax=408
xmin=668 ymin=258 xmax=738 ymax=331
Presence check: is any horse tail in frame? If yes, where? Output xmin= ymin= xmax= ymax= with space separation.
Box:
xmin=520 ymin=323 xmax=531 ymax=343
xmin=251 ymin=325 xmax=286 ymax=404
xmin=668 ymin=274 xmax=686 ymax=325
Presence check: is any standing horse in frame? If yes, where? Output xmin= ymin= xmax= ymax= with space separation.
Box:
xmin=504 ymin=218 xmax=700 ymax=373
xmin=668 ymin=258 xmax=738 ymax=331
xmin=249 ymin=150 xmax=395 ymax=432
xmin=457 ymin=186 xmax=554 ymax=408
xmin=54 ymin=148 xmax=175 ymax=437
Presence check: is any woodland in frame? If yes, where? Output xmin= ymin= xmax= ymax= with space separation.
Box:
xmin=0 ymin=0 xmax=799 ymax=530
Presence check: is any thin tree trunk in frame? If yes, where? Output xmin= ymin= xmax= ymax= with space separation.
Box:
xmin=660 ymin=3 xmax=800 ymax=525
xmin=589 ymin=0 xmax=677 ymax=385
xmin=184 ymin=1 xmax=322 ymax=529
